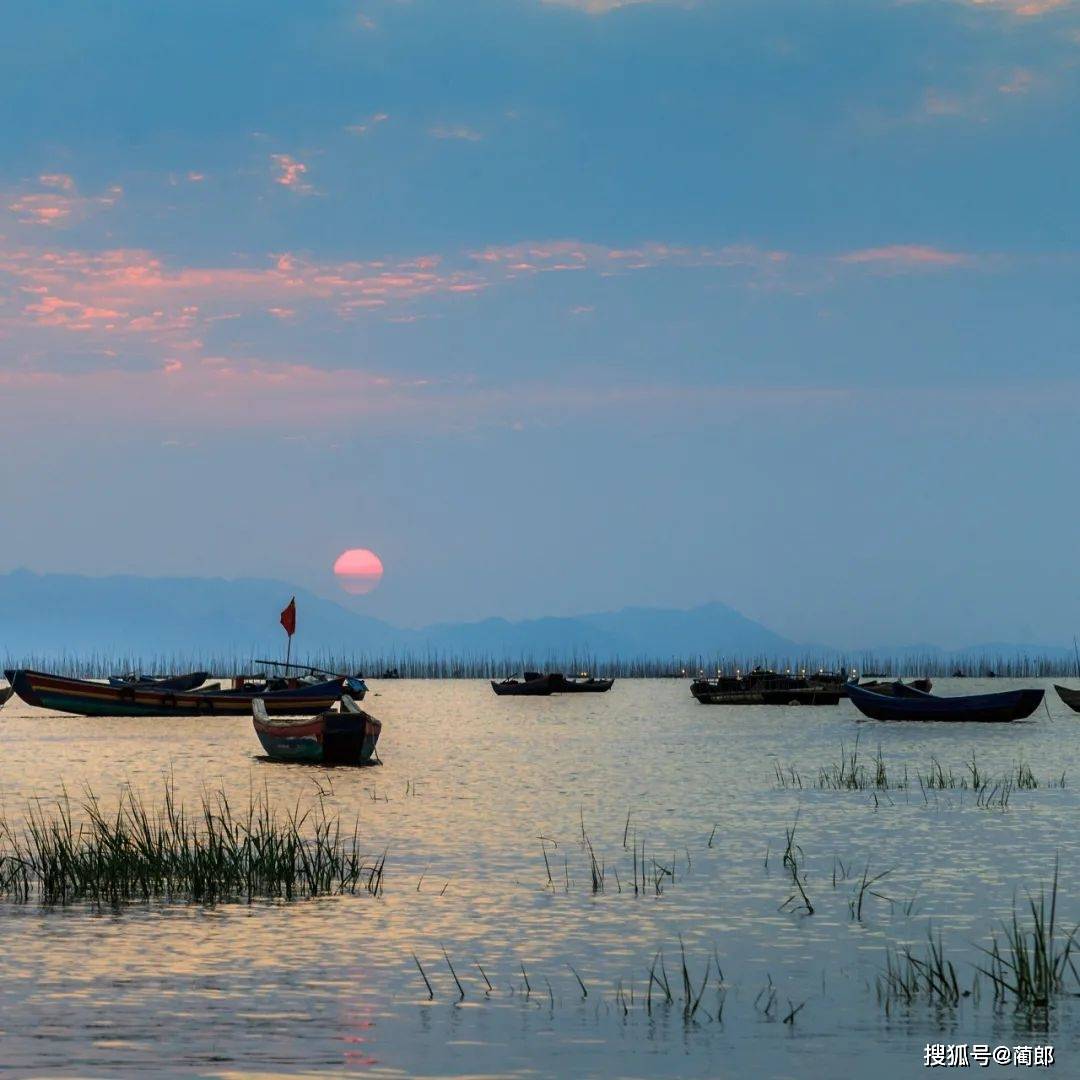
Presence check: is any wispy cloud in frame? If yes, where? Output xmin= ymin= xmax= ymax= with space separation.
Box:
xmin=270 ymin=153 xmax=313 ymax=194
xmin=345 ymin=112 xmax=390 ymax=136
xmin=540 ymin=0 xmax=669 ymax=13
xmin=964 ymin=0 xmax=1073 ymax=17
xmin=4 ymin=175 xmax=122 ymax=227
xmin=429 ymin=124 xmax=484 ymax=142
xmin=836 ymin=245 xmax=977 ymax=270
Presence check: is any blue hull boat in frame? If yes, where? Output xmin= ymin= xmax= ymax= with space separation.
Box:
xmin=847 ymin=683 xmax=1043 ymax=723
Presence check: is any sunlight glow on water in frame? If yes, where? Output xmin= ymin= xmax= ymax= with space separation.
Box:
xmin=1 ymin=679 xmax=1078 ymax=1077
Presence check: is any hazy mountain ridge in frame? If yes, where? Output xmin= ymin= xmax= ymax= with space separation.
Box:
xmin=0 ymin=570 xmax=799 ymax=662
xmin=0 ymin=570 xmax=1073 ymax=668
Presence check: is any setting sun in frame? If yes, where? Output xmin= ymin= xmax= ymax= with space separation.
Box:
xmin=333 ymin=548 xmax=384 ymax=595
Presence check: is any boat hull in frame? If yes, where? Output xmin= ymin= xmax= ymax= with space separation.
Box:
xmin=254 ymin=709 xmax=382 ymax=764
xmin=847 ymin=683 xmax=1043 ymax=723
xmin=0 ymin=685 xmax=12 ymax=708
xmin=548 ymin=675 xmax=614 ymax=693
xmin=491 ymin=679 xmax=552 ymax=696
xmin=1054 ymin=684 xmax=1080 ymax=713
xmin=5 ymin=669 xmax=343 ymax=717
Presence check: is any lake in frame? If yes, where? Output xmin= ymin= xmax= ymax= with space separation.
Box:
xmin=1 ymin=677 xmax=1078 ymax=1077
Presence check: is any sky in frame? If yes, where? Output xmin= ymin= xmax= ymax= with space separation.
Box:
xmin=1 ymin=0 xmax=1079 ymax=649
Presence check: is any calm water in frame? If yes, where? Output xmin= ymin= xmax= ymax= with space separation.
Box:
xmin=1 ymin=678 xmax=1079 ymax=1078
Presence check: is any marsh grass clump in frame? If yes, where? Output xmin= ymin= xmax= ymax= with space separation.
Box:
xmin=0 ymin=780 xmax=384 ymax=906
xmin=976 ymin=861 xmax=1080 ymax=1010
xmin=774 ymin=742 xmax=1064 ymax=804
xmin=878 ymin=929 xmax=961 ymax=1011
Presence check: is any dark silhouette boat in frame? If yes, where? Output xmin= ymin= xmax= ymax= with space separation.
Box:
xmin=0 ymin=685 xmax=12 ymax=709
xmin=691 ymin=669 xmax=841 ymax=706
xmin=4 ymin=668 xmax=350 ymax=717
xmin=107 ymin=671 xmax=211 ymax=692
xmin=548 ymin=673 xmax=614 ymax=693
xmin=491 ymin=672 xmax=553 ymax=696
xmin=855 ymin=678 xmax=933 ymax=697
xmin=1053 ymin=685 xmax=1080 ymax=712
xmin=847 ymin=682 xmax=1043 ymax=723
xmin=252 ymin=695 xmax=382 ymax=764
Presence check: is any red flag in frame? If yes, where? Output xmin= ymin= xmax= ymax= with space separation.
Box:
xmin=280 ymin=597 xmax=296 ymax=637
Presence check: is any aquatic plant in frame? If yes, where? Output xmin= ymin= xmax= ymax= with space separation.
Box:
xmin=976 ymin=861 xmax=1080 ymax=1010
xmin=0 ymin=780 xmax=384 ymax=905
xmin=878 ymin=928 xmax=961 ymax=1010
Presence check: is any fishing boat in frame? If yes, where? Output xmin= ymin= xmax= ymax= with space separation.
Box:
xmin=548 ymin=673 xmax=614 ymax=693
xmin=491 ymin=672 xmax=553 ymax=696
xmin=1053 ymin=685 xmax=1080 ymax=713
xmin=691 ymin=669 xmax=840 ymax=706
xmin=855 ymin=678 xmax=933 ymax=697
xmin=846 ymin=682 xmax=1043 ymax=723
xmin=0 ymin=685 xmax=12 ymax=709
xmin=254 ymin=660 xmax=367 ymax=700
xmin=107 ymin=671 xmax=211 ymax=692
xmin=252 ymin=695 xmax=382 ymax=764
xmin=4 ymin=668 xmax=350 ymax=717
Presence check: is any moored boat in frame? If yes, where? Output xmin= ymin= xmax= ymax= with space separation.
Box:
xmin=547 ymin=673 xmax=614 ymax=693
xmin=491 ymin=672 xmax=553 ymax=696
xmin=691 ymin=669 xmax=840 ymax=706
xmin=4 ymin=668 xmax=348 ymax=717
xmin=1053 ymin=684 xmax=1080 ymax=713
xmin=252 ymin=695 xmax=382 ymax=764
xmin=855 ymin=678 xmax=933 ymax=697
xmin=847 ymin=682 xmax=1043 ymax=723
xmin=108 ymin=671 xmax=211 ymax=692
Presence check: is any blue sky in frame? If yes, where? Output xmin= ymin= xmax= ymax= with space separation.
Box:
xmin=1 ymin=0 xmax=1078 ymax=648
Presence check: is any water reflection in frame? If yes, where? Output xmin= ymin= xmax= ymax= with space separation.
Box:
xmin=1 ymin=679 xmax=1078 ymax=1076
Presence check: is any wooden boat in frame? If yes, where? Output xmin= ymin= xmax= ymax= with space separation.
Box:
xmin=547 ymin=673 xmax=614 ymax=693
xmin=252 ymin=695 xmax=381 ymax=764
xmin=107 ymin=671 xmax=211 ymax=692
xmin=254 ymin=660 xmax=367 ymax=701
xmin=847 ymin=682 xmax=1043 ymax=723
xmin=855 ymin=678 xmax=933 ymax=697
xmin=491 ymin=672 xmax=553 ymax=696
xmin=3 ymin=668 xmax=346 ymax=717
xmin=1053 ymin=685 xmax=1080 ymax=712
xmin=0 ymin=685 xmax=13 ymax=709
xmin=691 ymin=670 xmax=839 ymax=706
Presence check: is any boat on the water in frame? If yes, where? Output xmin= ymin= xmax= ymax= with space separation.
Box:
xmin=547 ymin=673 xmax=614 ymax=693
xmin=491 ymin=672 xmax=553 ymax=696
xmin=107 ymin=671 xmax=211 ymax=692
xmin=4 ymin=668 xmax=351 ymax=717
xmin=252 ymin=695 xmax=382 ymax=764
xmin=855 ymin=678 xmax=933 ymax=697
xmin=691 ymin=668 xmax=841 ymax=706
xmin=846 ymin=682 xmax=1043 ymax=723
xmin=1053 ymin=684 xmax=1080 ymax=713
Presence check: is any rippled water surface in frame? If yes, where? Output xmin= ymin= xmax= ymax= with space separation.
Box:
xmin=2 ymin=678 xmax=1079 ymax=1078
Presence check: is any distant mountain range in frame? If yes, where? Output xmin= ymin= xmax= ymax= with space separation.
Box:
xmin=0 ymin=570 xmax=1074 ymax=671
xmin=0 ymin=569 xmax=798 ymax=664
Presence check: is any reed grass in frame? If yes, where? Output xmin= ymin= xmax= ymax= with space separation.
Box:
xmin=774 ymin=742 xmax=1065 ymax=802
xmin=0 ymin=780 xmax=384 ymax=905
xmin=878 ymin=929 xmax=961 ymax=1009
xmin=976 ymin=860 xmax=1080 ymax=1010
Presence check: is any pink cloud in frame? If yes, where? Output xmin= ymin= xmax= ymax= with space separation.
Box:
xmin=271 ymin=154 xmax=313 ymax=193
xmin=836 ymin=245 xmax=976 ymax=270
xmin=4 ymin=176 xmax=122 ymax=228
xmin=966 ymin=0 xmax=1071 ymax=15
